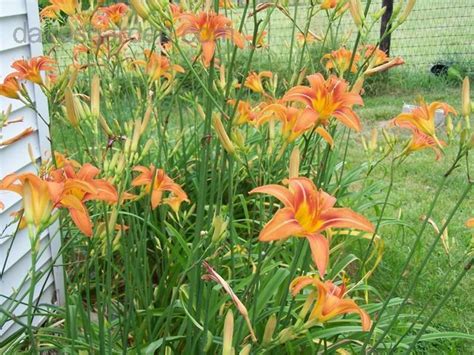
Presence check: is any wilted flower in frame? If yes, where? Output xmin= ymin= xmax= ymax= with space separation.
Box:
xmin=290 ymin=275 xmax=371 ymax=330
xmin=176 ymin=11 xmax=245 ymax=67
xmin=132 ymin=165 xmax=188 ymax=211
xmin=250 ymin=177 xmax=374 ymax=276
xmin=202 ymin=261 xmax=257 ymax=342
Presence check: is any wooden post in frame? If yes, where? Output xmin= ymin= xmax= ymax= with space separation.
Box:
xmin=380 ymin=0 xmax=394 ymax=55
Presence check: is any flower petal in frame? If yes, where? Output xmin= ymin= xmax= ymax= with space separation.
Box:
xmin=307 ymin=234 xmax=329 ymax=277
xmin=321 ymin=207 xmax=374 ymax=232
xmin=258 ymin=207 xmax=303 ymax=242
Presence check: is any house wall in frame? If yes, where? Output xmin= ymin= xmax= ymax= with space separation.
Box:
xmin=0 ymin=0 xmax=64 ymax=340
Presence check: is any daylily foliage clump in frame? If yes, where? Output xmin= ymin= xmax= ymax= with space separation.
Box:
xmin=0 ymin=0 xmax=473 ymax=353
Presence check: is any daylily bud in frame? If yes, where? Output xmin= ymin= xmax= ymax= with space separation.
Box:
xmin=351 ymin=77 xmax=365 ymax=94
xmin=141 ymin=101 xmax=154 ymax=135
xmin=98 ymin=114 xmax=114 ymax=136
xmin=361 ymin=135 xmax=368 ymax=152
xmin=139 ymin=138 xmax=154 ymax=160
xmin=289 ymin=147 xmax=300 ymax=178
xmin=462 ymin=76 xmax=471 ymax=117
xmin=131 ymin=119 xmax=142 ymax=154
xmin=148 ymin=0 xmax=163 ymax=11
xmin=64 ymin=87 xmax=79 ymax=127
xmin=263 ymin=315 xmax=277 ymax=345
xmin=392 ymin=0 xmax=403 ymax=19
xmin=196 ymin=104 xmax=206 ymax=120
xmin=203 ymin=330 xmax=213 ymax=353
xmin=239 ymin=344 xmax=251 ymax=355
xmin=67 ymin=66 xmax=79 ymax=89
xmin=469 ymin=133 xmax=474 ymax=149
xmin=460 ymin=128 xmax=469 ymax=146
xmin=296 ymin=68 xmax=306 ymax=86
xmin=445 ymin=116 xmax=454 ymax=137
xmin=231 ymin=129 xmax=246 ymax=151
xmin=278 ymin=327 xmax=297 ymax=344
xmin=211 ymin=214 xmax=229 ymax=243
xmin=212 ymin=113 xmax=235 ymax=155
xmin=398 ymin=0 xmax=416 ymax=23
xmin=372 ymin=6 xmax=387 ymax=21
xmin=222 ymin=310 xmax=234 ymax=355
xmin=348 ymin=0 xmax=363 ymax=28
xmin=369 ymin=128 xmax=378 ymax=152
xmin=219 ymin=65 xmax=227 ymax=90
xmin=91 ymin=74 xmax=100 ymax=119
xmin=130 ymin=0 xmax=150 ymax=19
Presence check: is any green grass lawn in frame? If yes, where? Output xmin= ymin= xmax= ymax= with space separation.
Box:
xmin=347 ymin=74 xmax=473 ymax=351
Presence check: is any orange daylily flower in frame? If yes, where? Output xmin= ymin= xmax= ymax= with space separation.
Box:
xmin=246 ymin=31 xmax=268 ymax=48
xmin=132 ymin=165 xmax=189 ymax=212
xmin=0 ymin=173 xmax=54 ymax=229
xmin=283 ymin=73 xmax=364 ymax=133
xmin=290 ymin=275 xmax=372 ymax=331
xmin=363 ymin=45 xmax=404 ymax=75
xmin=259 ymin=104 xmax=322 ymax=144
xmin=50 ymin=0 xmax=78 ymax=16
xmin=250 ymin=177 xmax=374 ymax=276
xmin=54 ymin=152 xmax=81 ymax=169
xmin=320 ymin=0 xmax=338 ymax=9
xmin=0 ymin=74 xmax=21 ymax=99
xmin=102 ymin=3 xmax=129 ymax=25
xmin=405 ymin=131 xmax=447 ymax=160
xmin=135 ymin=49 xmax=185 ymax=82
xmin=392 ymin=100 xmax=457 ymax=147
xmin=363 ymin=45 xmax=389 ymax=67
xmin=11 ymin=56 xmax=56 ymax=85
xmin=243 ymin=71 xmax=273 ymax=94
xmin=0 ymin=169 xmax=107 ymax=236
xmin=91 ymin=13 xmax=111 ymax=30
xmin=92 ymin=3 xmax=129 ymax=29
xmin=219 ymin=0 xmax=235 ymax=9
xmin=228 ymin=99 xmax=261 ymax=125
xmin=48 ymin=162 xmax=119 ymax=236
xmin=466 ymin=218 xmax=474 ymax=228
xmin=322 ymin=47 xmax=359 ymax=75
xmin=176 ymin=11 xmax=245 ymax=67
xmin=40 ymin=5 xmax=60 ymax=19
xmin=296 ymin=31 xmax=321 ymax=46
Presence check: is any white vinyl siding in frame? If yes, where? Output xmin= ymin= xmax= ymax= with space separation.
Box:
xmin=0 ymin=0 xmax=64 ymax=340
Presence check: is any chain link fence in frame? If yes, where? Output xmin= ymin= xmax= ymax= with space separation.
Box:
xmin=234 ymin=0 xmax=473 ymax=75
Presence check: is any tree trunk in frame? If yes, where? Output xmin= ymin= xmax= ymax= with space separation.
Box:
xmin=380 ymin=0 xmax=394 ymax=55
